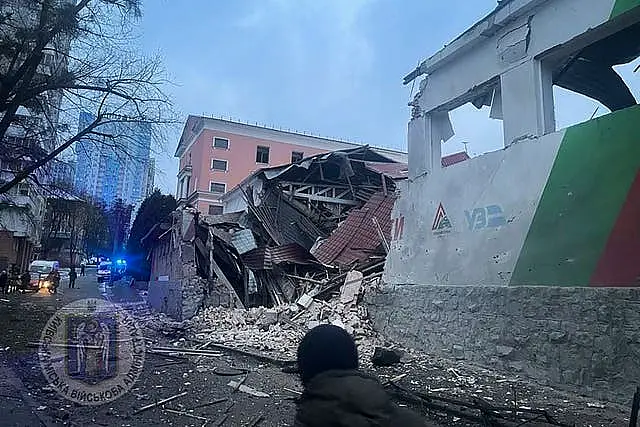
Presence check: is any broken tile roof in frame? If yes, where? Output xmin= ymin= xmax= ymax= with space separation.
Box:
xmin=364 ymin=162 xmax=408 ymax=179
xmin=364 ymin=151 xmax=468 ymax=180
xmin=241 ymin=243 xmax=317 ymax=271
xmin=311 ymin=191 xmax=396 ymax=267
xmin=442 ymin=151 xmax=470 ymax=167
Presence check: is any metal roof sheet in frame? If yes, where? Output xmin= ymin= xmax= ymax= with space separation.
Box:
xmin=241 ymin=243 xmax=317 ymax=270
xmin=310 ymin=191 xmax=397 ymax=267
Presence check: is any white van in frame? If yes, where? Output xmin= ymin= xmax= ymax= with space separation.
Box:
xmin=27 ymin=260 xmax=60 ymax=291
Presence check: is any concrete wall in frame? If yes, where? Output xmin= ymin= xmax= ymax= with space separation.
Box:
xmin=148 ymin=280 xmax=182 ymax=320
xmin=368 ymin=284 xmax=640 ymax=403
xmin=147 ymin=209 xmax=237 ymax=320
xmin=376 ymin=0 xmax=640 ymax=406
xmin=418 ymin=0 xmax=625 ymax=114
xmin=387 ymin=130 xmax=560 ymax=286
xmin=387 ymin=105 xmax=640 ymax=287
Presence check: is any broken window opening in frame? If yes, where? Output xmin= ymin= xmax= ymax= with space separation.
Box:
xmin=548 ymin=21 xmax=640 ymax=129
xmin=443 ymin=100 xmax=504 ymax=160
xmin=291 ymin=151 xmax=304 ymax=163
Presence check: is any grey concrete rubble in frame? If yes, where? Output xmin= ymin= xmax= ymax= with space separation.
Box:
xmin=130 ymin=281 xmax=632 ymax=426
xmin=191 ymin=275 xmax=386 ymax=366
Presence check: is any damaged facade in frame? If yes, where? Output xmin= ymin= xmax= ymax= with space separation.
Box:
xmin=146 ymin=147 xmax=406 ymax=319
xmin=376 ymin=0 xmax=640 ymax=403
xmin=143 ymin=209 xmax=245 ymax=320
xmin=146 ymin=146 xmax=469 ymax=321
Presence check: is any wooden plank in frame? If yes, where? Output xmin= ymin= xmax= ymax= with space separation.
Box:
xmin=372 ymin=216 xmax=389 ymax=253
xmin=281 ymin=191 xmax=360 ymax=206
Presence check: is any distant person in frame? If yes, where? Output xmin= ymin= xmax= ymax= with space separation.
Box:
xmin=49 ymin=269 xmax=60 ymax=293
xmin=20 ymin=271 xmax=30 ymax=293
xmin=0 ymin=270 xmax=7 ymax=294
xmin=294 ymin=324 xmax=426 ymax=427
xmin=80 ymin=263 xmax=86 ymax=276
xmin=69 ymin=267 xmax=77 ymax=289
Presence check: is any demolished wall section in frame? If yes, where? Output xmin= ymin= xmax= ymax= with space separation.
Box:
xmin=367 ymin=284 xmax=640 ymax=404
xmin=148 ymin=209 xmax=240 ymax=321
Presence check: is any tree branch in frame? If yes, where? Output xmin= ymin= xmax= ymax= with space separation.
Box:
xmin=0 ymin=115 xmax=103 ymax=194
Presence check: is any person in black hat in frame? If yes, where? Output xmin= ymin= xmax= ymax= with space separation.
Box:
xmin=294 ymin=324 xmax=426 ymax=427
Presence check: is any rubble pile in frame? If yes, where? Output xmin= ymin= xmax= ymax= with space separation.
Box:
xmin=192 ymin=275 xmax=386 ymax=363
xmin=138 ymin=311 xmax=192 ymax=339
xmin=144 ymin=147 xmax=412 ymax=318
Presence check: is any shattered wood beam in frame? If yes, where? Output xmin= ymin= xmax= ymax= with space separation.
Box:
xmin=240 ymin=186 xmax=282 ymax=245
xmin=289 ymin=193 xmax=360 ymax=206
xmin=194 ymin=340 xmax=295 ymax=366
xmin=372 ymin=216 xmax=389 ymax=253
xmin=208 ymin=230 xmax=245 ymax=309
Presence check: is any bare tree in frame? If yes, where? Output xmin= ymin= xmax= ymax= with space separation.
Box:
xmin=40 ymin=194 xmax=88 ymax=264
xmin=0 ymin=0 xmax=174 ymax=194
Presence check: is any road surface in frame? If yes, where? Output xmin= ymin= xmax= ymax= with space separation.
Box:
xmin=0 ymin=270 xmax=630 ymax=426
xmin=0 ymin=269 xmax=148 ymax=427
xmin=0 ymin=269 xmax=301 ymax=427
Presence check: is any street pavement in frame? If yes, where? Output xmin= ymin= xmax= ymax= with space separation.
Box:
xmin=1 ymin=271 xmax=628 ymax=426
xmin=0 ymin=268 xmax=302 ymax=427
xmin=0 ymin=269 xmax=145 ymax=427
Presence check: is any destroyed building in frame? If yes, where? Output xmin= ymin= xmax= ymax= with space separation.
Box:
xmin=376 ymin=0 xmax=640 ymax=404
xmin=145 ymin=146 xmax=469 ymax=320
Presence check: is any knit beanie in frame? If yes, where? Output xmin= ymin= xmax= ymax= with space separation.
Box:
xmin=297 ymin=324 xmax=359 ymax=385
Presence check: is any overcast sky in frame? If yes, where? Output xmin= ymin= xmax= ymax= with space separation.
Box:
xmin=138 ymin=0 xmax=639 ymax=194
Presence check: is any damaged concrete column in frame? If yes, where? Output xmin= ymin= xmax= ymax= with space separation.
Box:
xmin=407 ymin=112 xmax=443 ymax=180
xmin=500 ymin=59 xmax=556 ymax=145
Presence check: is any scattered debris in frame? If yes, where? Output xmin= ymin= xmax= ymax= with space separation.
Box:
xmin=227 ymin=381 xmax=270 ymax=398
xmin=192 ymin=274 xmax=385 ymax=365
xmin=230 ymin=375 xmax=247 ymax=394
xmin=149 ymin=347 xmax=224 ymax=358
xmin=382 ymin=373 xmax=408 ymax=386
xmin=371 ymin=347 xmax=403 ymax=367
xmin=586 ymin=402 xmax=606 ymax=409
xmin=296 ymin=293 xmax=313 ymax=309
xmin=283 ymin=388 xmax=302 ymax=396
xmin=189 ymin=398 xmax=228 ymax=410
xmin=211 ymin=367 xmax=250 ymax=377
xmin=246 ymin=412 xmax=264 ymax=426
xmin=133 ymin=391 xmax=188 ymax=415
xmin=339 ymin=271 xmax=363 ymax=306
xmin=387 ymin=383 xmax=572 ymax=426
xmin=164 ymin=408 xmax=208 ymax=421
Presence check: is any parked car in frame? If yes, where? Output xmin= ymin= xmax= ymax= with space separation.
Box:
xmin=25 ymin=260 xmax=60 ymax=292
xmin=97 ymin=261 xmax=111 ymax=283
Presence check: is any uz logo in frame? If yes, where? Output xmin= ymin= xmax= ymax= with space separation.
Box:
xmin=465 ymin=205 xmax=506 ymax=231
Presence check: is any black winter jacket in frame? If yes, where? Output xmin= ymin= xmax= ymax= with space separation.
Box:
xmin=294 ymin=370 xmax=427 ymax=427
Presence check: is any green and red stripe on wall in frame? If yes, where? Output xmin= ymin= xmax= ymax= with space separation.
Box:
xmin=511 ymin=105 xmax=640 ymax=286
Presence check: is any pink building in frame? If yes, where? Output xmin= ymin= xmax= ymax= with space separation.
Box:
xmin=174 ymin=116 xmax=408 ymax=215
